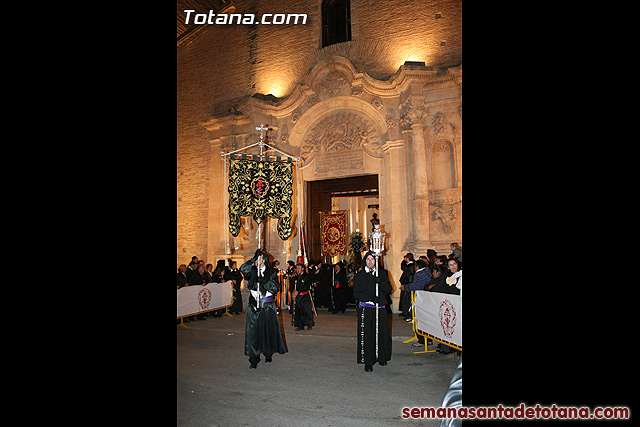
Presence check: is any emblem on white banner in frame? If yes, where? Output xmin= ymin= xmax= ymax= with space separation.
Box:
xmin=198 ymin=288 xmax=212 ymax=310
xmin=438 ymin=299 xmax=457 ymax=338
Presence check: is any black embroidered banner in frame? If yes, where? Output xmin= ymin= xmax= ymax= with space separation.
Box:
xmin=228 ymin=157 xmax=294 ymax=240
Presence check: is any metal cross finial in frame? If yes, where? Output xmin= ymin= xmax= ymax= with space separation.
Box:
xmin=256 ymin=123 xmax=269 ymax=142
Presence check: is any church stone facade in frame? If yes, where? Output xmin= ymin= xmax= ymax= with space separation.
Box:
xmin=178 ymin=0 xmax=462 ymax=309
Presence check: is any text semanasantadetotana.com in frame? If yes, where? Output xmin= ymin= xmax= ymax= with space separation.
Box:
xmin=402 ymin=403 xmax=630 ymax=420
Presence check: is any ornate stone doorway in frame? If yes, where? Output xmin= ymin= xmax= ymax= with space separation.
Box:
xmin=306 ymin=174 xmax=378 ymax=262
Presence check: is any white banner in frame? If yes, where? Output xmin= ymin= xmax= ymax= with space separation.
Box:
xmin=414 ymin=291 xmax=462 ymax=349
xmin=177 ymin=281 xmax=233 ymax=318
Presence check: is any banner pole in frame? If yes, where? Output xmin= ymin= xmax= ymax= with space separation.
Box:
xmin=256 ymin=127 xmax=265 ymax=249
xmin=375 ymin=255 xmax=379 ymax=360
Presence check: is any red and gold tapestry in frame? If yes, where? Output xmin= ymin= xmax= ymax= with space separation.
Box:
xmin=321 ymin=211 xmax=347 ymax=256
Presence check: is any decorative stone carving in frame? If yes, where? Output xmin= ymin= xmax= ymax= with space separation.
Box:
xmin=398 ymin=97 xmax=429 ymax=130
xmin=432 ymin=139 xmax=452 ymax=153
xmin=386 ymin=116 xmax=396 ymax=129
xmin=319 ymin=71 xmax=349 ymax=96
xmin=399 ymin=112 xmax=412 ymax=131
xmin=351 ymin=87 xmax=363 ymax=97
xmin=301 ymin=111 xmax=382 ymax=160
xmin=370 ymin=97 xmax=383 ymax=110
xmin=432 ymin=112 xmax=447 ymax=135
xmin=431 ymin=205 xmax=457 ymax=234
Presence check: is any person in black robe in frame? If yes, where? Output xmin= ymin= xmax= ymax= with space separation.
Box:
xmin=314 ymin=261 xmax=331 ymax=307
xmin=399 ymin=254 xmax=415 ymax=319
xmin=228 ymin=260 xmax=244 ymax=314
xmin=189 ymin=264 xmax=209 ymax=320
xmin=241 ymin=249 xmax=287 ymax=369
xmin=291 ymin=263 xmax=314 ymax=330
xmin=353 ymin=251 xmax=392 ymax=372
xmin=286 ymin=261 xmax=296 ymax=313
xmin=209 ymin=260 xmax=231 ymax=317
xmin=329 ymin=262 xmax=347 ymax=313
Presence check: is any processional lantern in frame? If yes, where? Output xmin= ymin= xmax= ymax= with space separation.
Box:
xmin=369 ymin=224 xmax=386 ymax=257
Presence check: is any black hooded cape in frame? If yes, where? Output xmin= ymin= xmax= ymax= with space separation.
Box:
xmin=241 ymin=253 xmax=287 ymax=358
xmin=352 ymin=251 xmax=392 ymax=366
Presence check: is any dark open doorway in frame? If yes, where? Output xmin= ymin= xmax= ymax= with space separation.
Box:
xmin=305 ymin=174 xmax=378 ymax=262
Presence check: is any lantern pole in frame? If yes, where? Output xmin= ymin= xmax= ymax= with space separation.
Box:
xmin=369 ymin=224 xmax=386 ymax=361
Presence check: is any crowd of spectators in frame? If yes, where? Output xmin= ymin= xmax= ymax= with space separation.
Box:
xmin=176 ymin=257 xmax=243 ymax=322
xmin=176 ymin=242 xmax=462 ymax=333
xmin=399 ymin=242 xmax=462 ymax=354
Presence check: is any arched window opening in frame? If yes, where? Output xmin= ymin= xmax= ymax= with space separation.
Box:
xmin=322 ymin=0 xmax=351 ymax=48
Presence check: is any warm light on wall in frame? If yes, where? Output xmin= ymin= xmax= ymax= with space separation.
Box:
xmin=404 ymin=54 xmax=423 ymax=63
xmin=253 ymin=77 xmax=289 ymax=99
xmin=253 ymin=67 xmax=293 ymax=99
xmin=267 ymin=82 xmax=286 ymax=98
xmin=395 ymin=52 xmax=428 ymax=70
xmin=391 ymin=44 xmax=430 ymax=71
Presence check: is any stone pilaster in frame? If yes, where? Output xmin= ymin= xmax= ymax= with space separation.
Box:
xmin=399 ymin=95 xmax=431 ymax=254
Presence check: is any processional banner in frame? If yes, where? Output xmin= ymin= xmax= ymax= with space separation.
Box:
xmin=321 ymin=210 xmax=347 ymax=256
xmin=414 ymin=291 xmax=462 ymax=349
xmin=228 ymin=157 xmax=294 ymax=240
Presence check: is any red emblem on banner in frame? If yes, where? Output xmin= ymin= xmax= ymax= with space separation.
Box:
xmin=250 ymin=176 xmax=269 ymax=199
xmin=198 ymin=288 xmax=212 ymax=310
xmin=438 ymin=299 xmax=457 ymax=338
xmin=327 ymin=226 xmax=340 ymax=242
xmin=321 ymin=211 xmax=347 ymax=256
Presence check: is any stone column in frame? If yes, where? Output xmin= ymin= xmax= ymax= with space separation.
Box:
xmin=381 ymin=139 xmax=408 ymax=312
xmin=399 ymin=96 xmax=430 ymax=253
xmin=410 ymin=120 xmax=430 ymax=249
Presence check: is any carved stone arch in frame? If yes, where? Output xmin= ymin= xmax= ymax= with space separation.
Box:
xmin=289 ymin=95 xmax=388 ymax=163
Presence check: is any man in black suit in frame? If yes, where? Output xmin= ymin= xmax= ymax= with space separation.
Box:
xmin=177 ymin=264 xmax=189 ymax=288
xmin=186 ymin=260 xmax=197 ymax=282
